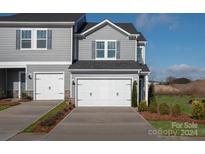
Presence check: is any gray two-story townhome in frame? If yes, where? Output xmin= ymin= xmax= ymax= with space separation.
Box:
xmin=0 ymin=13 xmax=150 ymax=107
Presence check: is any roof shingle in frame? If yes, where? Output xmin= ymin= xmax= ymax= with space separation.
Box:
xmin=0 ymin=13 xmax=84 ymax=22
xmin=69 ymin=60 xmax=150 ymax=72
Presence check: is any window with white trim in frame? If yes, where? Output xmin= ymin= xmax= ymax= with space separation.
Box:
xmin=137 ymin=47 xmax=143 ymax=64
xmin=37 ymin=30 xmax=47 ymax=49
xmin=21 ymin=30 xmax=32 ymax=49
xmin=96 ymin=41 xmax=105 ymax=58
xmin=95 ymin=40 xmax=116 ymax=60
xmin=20 ymin=29 xmax=47 ymax=50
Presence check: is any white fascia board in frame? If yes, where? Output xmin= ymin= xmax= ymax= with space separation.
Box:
xmin=0 ymin=21 xmax=75 ymax=26
xmin=0 ymin=61 xmax=72 ymax=68
xmin=81 ymin=19 xmax=132 ymax=36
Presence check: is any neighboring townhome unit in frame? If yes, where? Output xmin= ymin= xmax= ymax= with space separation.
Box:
xmin=0 ymin=13 xmax=150 ymax=107
xmin=0 ymin=13 xmax=86 ymax=100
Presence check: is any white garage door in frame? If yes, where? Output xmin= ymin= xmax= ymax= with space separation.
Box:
xmin=77 ymin=79 xmax=131 ymax=106
xmin=35 ymin=73 xmax=64 ymax=100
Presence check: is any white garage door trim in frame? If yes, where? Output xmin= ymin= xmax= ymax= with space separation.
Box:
xmin=75 ymin=77 xmax=133 ymax=107
xmin=33 ymin=72 xmax=65 ymax=100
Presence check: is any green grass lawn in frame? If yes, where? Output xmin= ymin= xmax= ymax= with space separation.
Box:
xmin=0 ymin=105 xmax=10 ymax=111
xmin=24 ymin=101 xmax=67 ymax=133
xmin=149 ymin=120 xmax=205 ymax=137
xmin=156 ymin=95 xmax=196 ymax=115
xmin=148 ymin=95 xmax=205 ymax=137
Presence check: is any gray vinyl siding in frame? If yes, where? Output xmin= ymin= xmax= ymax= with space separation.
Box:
xmin=71 ymin=73 xmax=139 ymax=98
xmin=26 ymin=65 xmax=70 ymax=90
xmin=0 ymin=27 xmax=72 ymax=62
xmin=78 ymin=24 xmax=136 ymax=60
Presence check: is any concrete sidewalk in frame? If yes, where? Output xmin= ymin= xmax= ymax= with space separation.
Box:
xmin=45 ymin=107 xmax=163 ymax=141
xmin=0 ymin=100 xmax=60 ymax=141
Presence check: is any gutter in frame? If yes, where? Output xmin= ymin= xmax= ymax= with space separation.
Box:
xmin=69 ymin=69 xmax=142 ymax=73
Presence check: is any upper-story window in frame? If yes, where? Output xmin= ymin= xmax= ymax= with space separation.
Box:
xmin=96 ymin=40 xmax=116 ymax=60
xmin=20 ymin=29 xmax=48 ymax=50
xmin=37 ymin=30 xmax=47 ymax=49
xmin=137 ymin=47 xmax=143 ymax=64
xmin=21 ymin=30 xmax=32 ymax=49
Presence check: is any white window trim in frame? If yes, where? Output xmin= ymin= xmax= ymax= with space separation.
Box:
xmin=20 ymin=28 xmax=48 ymax=50
xmin=95 ymin=40 xmax=117 ymax=60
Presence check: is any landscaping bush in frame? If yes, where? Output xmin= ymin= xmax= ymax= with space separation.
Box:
xmin=148 ymin=83 xmax=156 ymax=105
xmin=138 ymin=101 xmax=148 ymax=112
xmin=159 ymin=103 xmax=170 ymax=115
xmin=0 ymin=88 xmax=5 ymax=98
xmin=40 ymin=117 xmax=55 ymax=127
xmin=171 ymin=104 xmax=181 ymax=117
xmin=148 ymin=102 xmax=158 ymax=113
xmin=192 ymin=100 xmax=205 ymax=120
xmin=132 ymin=81 xmax=137 ymax=107
xmin=202 ymin=99 xmax=205 ymax=108
xmin=21 ymin=92 xmax=32 ymax=100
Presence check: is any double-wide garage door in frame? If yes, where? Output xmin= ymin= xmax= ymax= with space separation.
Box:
xmin=35 ymin=73 xmax=64 ymax=100
xmin=77 ymin=79 xmax=132 ymax=107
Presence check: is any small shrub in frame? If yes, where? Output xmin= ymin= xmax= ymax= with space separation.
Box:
xmin=138 ymin=101 xmax=148 ymax=112
xmin=159 ymin=103 xmax=170 ymax=115
xmin=171 ymin=104 xmax=181 ymax=117
xmin=21 ymin=92 xmax=27 ymax=99
xmin=148 ymin=83 xmax=156 ymax=105
xmin=188 ymin=99 xmax=193 ymax=104
xmin=188 ymin=99 xmax=199 ymax=104
xmin=64 ymin=107 xmax=69 ymax=112
xmin=55 ymin=111 xmax=64 ymax=119
xmin=0 ymin=88 xmax=5 ymax=98
xmin=192 ymin=100 xmax=205 ymax=120
xmin=148 ymin=102 xmax=158 ymax=113
xmin=21 ymin=92 xmax=32 ymax=100
xmin=40 ymin=118 xmax=55 ymax=127
xmin=132 ymin=81 xmax=137 ymax=107
xmin=202 ymin=99 xmax=205 ymax=108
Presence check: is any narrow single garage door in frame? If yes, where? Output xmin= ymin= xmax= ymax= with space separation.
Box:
xmin=35 ymin=73 xmax=64 ymax=100
xmin=77 ymin=79 xmax=131 ymax=106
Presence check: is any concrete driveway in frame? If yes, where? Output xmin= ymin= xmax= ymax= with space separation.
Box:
xmin=45 ymin=107 xmax=163 ymax=141
xmin=0 ymin=100 xmax=60 ymax=141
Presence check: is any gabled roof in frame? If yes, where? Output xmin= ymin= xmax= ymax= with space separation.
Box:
xmin=78 ymin=20 xmax=146 ymax=41
xmin=78 ymin=19 xmax=139 ymax=37
xmin=69 ymin=60 xmax=150 ymax=72
xmin=0 ymin=13 xmax=84 ymax=22
xmin=78 ymin=22 xmax=138 ymax=34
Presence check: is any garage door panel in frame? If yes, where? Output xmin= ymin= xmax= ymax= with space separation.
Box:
xmin=35 ymin=73 xmax=64 ymax=100
xmin=77 ymin=79 xmax=131 ymax=107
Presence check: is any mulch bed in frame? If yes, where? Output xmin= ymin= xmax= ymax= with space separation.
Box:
xmin=0 ymin=98 xmax=31 ymax=105
xmin=33 ymin=103 xmax=74 ymax=133
xmin=140 ymin=112 xmax=205 ymax=124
